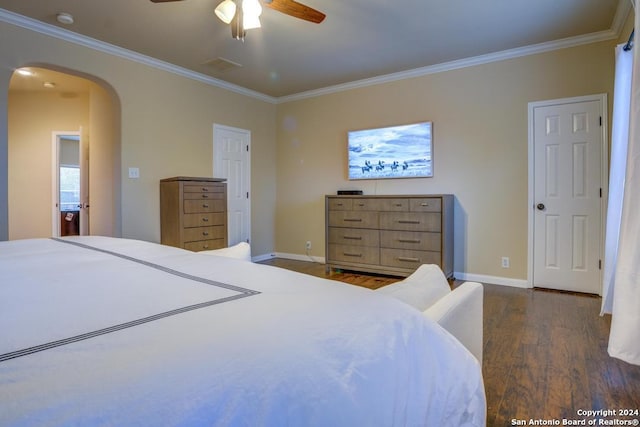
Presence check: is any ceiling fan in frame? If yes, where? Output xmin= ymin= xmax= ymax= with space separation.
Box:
xmin=150 ymin=0 xmax=325 ymax=41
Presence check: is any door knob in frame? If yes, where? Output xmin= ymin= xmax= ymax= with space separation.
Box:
xmin=536 ymin=203 xmax=545 ymax=211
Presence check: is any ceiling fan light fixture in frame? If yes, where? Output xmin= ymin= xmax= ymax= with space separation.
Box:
xmin=215 ymin=0 xmax=236 ymax=24
xmin=242 ymin=0 xmax=262 ymax=29
xmin=243 ymin=13 xmax=261 ymax=30
xmin=242 ymin=0 xmax=262 ymax=17
xmin=231 ymin=7 xmax=246 ymax=40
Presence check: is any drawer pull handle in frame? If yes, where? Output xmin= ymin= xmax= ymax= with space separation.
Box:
xmin=202 ymin=194 xmax=209 ymax=199
xmin=336 ymin=203 xmax=344 ymax=206
xmin=203 ymin=244 xmax=209 ymax=249
xmin=357 ymin=203 xmax=365 ymax=207
xmin=202 ymin=217 xmax=209 ymax=222
xmin=397 ymin=256 xmax=420 ymax=263
xmin=343 ymin=252 xmax=362 ymax=258
xmin=202 ymin=187 xmax=209 ymax=192
xmin=398 ymin=220 xmax=420 ymax=224
xmin=344 ymin=218 xmax=363 ymax=222
xmin=421 ymin=203 xmax=429 ymax=207
xmin=202 ymin=231 xmax=209 ymax=236
xmin=343 ymin=236 xmax=362 ymax=240
xmin=394 ymin=203 xmax=403 ymax=207
xmin=203 ymin=204 xmax=209 ymax=208
xmin=398 ymin=239 xmax=420 ymax=243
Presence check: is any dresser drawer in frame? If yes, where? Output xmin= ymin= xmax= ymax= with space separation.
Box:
xmin=183 ymin=199 xmax=225 ymax=214
xmin=183 ymin=225 xmax=226 ymax=242
xmin=184 ymin=239 xmax=226 ymax=252
xmin=380 ymin=212 xmax=441 ymax=232
xmin=377 ymin=198 xmax=409 ymax=211
xmin=380 ymin=248 xmax=441 ymax=268
xmin=328 ymin=244 xmax=379 ymax=265
xmin=328 ymin=198 xmax=353 ymax=211
xmin=409 ymin=198 xmax=442 ymax=212
xmin=380 ymin=230 xmax=441 ymax=251
xmin=328 ymin=211 xmax=379 ymax=229
xmin=328 ymin=227 xmax=379 ymax=247
xmin=183 ymin=213 xmax=226 ymax=228
xmin=351 ymin=198 xmax=383 ymax=211
xmin=183 ymin=191 xmax=225 ymax=201
xmin=183 ymin=183 xmax=225 ymax=194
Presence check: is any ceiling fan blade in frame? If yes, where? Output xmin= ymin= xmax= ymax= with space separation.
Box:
xmin=263 ymin=0 xmax=326 ymax=24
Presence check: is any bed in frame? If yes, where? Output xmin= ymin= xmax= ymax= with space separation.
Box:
xmin=0 ymin=236 xmax=485 ymax=426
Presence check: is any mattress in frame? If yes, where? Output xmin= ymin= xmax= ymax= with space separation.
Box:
xmin=0 ymin=236 xmax=485 ymax=426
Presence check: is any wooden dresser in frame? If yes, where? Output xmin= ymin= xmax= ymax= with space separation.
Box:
xmin=325 ymin=194 xmax=454 ymax=278
xmin=160 ymin=177 xmax=227 ymax=251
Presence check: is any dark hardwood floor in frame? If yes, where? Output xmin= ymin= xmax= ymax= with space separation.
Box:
xmin=259 ymin=258 xmax=640 ymax=426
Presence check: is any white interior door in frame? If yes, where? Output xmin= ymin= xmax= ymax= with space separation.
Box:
xmin=213 ymin=124 xmax=251 ymax=246
xmin=529 ymin=96 xmax=606 ymax=294
xmin=52 ymin=131 xmax=88 ymax=237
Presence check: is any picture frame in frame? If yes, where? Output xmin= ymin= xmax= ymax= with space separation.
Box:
xmin=347 ymin=121 xmax=433 ymax=180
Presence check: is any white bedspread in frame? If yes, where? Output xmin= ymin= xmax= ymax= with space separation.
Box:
xmin=0 ymin=236 xmax=485 ymax=426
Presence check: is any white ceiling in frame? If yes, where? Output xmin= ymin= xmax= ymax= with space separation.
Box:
xmin=1 ymin=0 xmax=631 ymax=99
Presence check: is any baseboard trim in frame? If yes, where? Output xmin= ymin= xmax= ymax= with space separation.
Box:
xmin=454 ymin=271 xmax=531 ymax=288
xmin=251 ymin=252 xmax=326 ymax=264
xmin=251 ymin=253 xmax=277 ymax=263
xmin=274 ymin=252 xmax=326 ymax=264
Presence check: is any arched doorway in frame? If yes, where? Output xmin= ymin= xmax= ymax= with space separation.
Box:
xmin=8 ymin=66 xmax=121 ymax=239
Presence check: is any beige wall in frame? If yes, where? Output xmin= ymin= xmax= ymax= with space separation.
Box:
xmin=89 ymin=84 xmax=121 ymax=237
xmin=275 ymin=40 xmax=616 ymax=281
xmin=9 ymin=75 xmax=119 ymax=240
xmin=0 ymin=21 xmax=277 ymax=255
xmin=8 ymin=90 xmax=90 ymax=239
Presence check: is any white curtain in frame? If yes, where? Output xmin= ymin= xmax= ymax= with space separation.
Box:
xmin=601 ymin=44 xmax=633 ymax=314
xmin=603 ymin=7 xmax=640 ymax=366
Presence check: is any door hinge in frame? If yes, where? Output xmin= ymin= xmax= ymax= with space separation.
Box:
xmin=599 ymin=259 xmax=602 ymax=270
xmin=599 ymin=116 xmax=602 ymax=126
xmin=246 ymin=191 xmax=249 ymax=199
xmin=600 ymin=188 xmax=602 ymax=198
xmin=246 ymin=145 xmax=249 ymax=152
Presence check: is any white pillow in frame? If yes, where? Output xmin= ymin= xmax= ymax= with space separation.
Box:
xmin=375 ymin=264 xmax=451 ymax=311
xmin=199 ymin=242 xmax=251 ymax=261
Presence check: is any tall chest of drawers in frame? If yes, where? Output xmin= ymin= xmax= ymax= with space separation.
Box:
xmin=160 ymin=177 xmax=228 ymax=251
xmin=325 ymin=194 xmax=454 ymax=278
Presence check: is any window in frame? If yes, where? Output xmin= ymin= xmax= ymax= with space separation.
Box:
xmin=59 ymin=166 xmax=80 ymax=211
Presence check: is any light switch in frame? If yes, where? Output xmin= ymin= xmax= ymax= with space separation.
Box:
xmin=128 ymin=167 xmax=140 ymax=179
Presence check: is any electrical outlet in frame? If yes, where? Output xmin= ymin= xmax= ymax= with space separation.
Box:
xmin=306 ymin=241 xmax=312 ymax=250
xmin=501 ymin=257 xmax=510 ymax=268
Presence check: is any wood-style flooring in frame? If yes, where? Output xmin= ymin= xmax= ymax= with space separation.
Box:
xmin=258 ymin=258 xmax=640 ymax=426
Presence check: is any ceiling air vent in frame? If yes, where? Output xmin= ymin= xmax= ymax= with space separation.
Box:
xmin=202 ymin=57 xmax=243 ymax=72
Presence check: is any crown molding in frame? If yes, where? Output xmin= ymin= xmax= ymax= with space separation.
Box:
xmin=611 ymin=0 xmax=634 ymax=34
xmin=278 ymin=29 xmax=619 ymax=103
xmin=0 ymin=8 xmax=278 ymax=104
